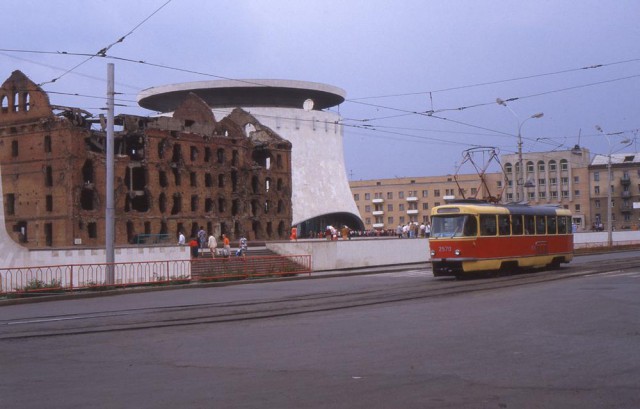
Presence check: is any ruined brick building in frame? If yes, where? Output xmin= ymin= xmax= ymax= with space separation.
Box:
xmin=0 ymin=70 xmax=293 ymax=248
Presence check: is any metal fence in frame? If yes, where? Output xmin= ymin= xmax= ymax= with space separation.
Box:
xmin=0 ymin=254 xmax=312 ymax=295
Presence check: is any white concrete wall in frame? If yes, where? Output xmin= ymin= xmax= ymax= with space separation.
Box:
xmin=268 ymin=238 xmax=430 ymax=271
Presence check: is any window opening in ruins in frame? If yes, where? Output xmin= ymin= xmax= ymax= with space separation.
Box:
xmin=14 ymin=221 xmax=27 ymax=242
xmin=177 ymin=222 xmax=184 ymax=238
xmin=277 ymin=154 xmax=282 ymax=169
xmin=144 ymin=221 xmax=151 ymax=235
xmin=278 ymin=221 xmax=285 ymax=237
xmin=126 ymin=193 xmax=150 ymax=213
xmin=157 ymin=142 xmax=165 ymax=159
xmin=172 ymin=144 xmax=182 ymax=163
xmin=231 ymin=170 xmax=238 ymax=192
xmin=252 ymin=149 xmax=271 ymax=169
xmin=190 ymin=172 xmax=197 ymax=187
xmin=88 ymin=222 xmax=97 ymax=238
xmin=190 ymin=146 xmax=198 ymax=161
xmin=82 ymin=160 xmax=94 ymax=185
xmin=1 ymin=94 xmax=7 ymax=113
xmin=23 ymin=92 xmax=30 ymax=111
xmin=191 ymin=195 xmax=198 ymax=212
xmin=185 ymin=120 xmax=195 ymax=127
xmin=171 ymin=194 xmax=182 ymax=215
xmin=204 ymin=147 xmax=212 ymax=162
xmin=159 ymin=171 xmax=168 ymax=187
xmin=218 ymin=198 xmax=226 ymax=213
xmin=277 ymin=178 xmax=283 ymax=191
xmin=251 ymin=200 xmax=259 ymax=217
xmin=266 ymin=222 xmax=273 ymax=238
xmin=44 ymin=223 xmax=52 ymax=246
xmin=13 ymin=92 xmax=19 ymax=112
xmin=232 ymin=150 xmax=239 ymax=166
xmin=160 ymin=221 xmax=168 ymax=235
xmin=217 ymin=148 xmax=225 ymax=164
xmin=127 ymin=221 xmax=134 ymax=243
xmin=234 ymin=221 xmax=241 ymax=237
xmin=190 ymin=223 xmax=199 ymax=239
xmin=172 ymin=168 xmax=181 ymax=185
xmin=278 ymin=200 xmax=284 ymax=214
xmin=46 ymin=195 xmax=53 ymax=212
xmin=6 ymin=194 xmax=15 ymax=215
xmin=232 ymin=199 xmax=239 ymax=216
xmin=44 ymin=135 xmax=52 ymax=153
xmin=207 ymin=222 xmax=213 ymax=235
xmin=252 ymin=175 xmax=259 ymax=194
xmin=125 ymin=165 xmax=146 ymax=191
xmin=45 ymin=166 xmax=53 ymax=187
xmin=265 ymin=177 xmax=271 ymax=193
xmin=205 ymin=173 xmax=213 ymax=187
xmin=264 ymin=200 xmax=270 ymax=214
xmin=205 ymin=198 xmax=214 ymax=212
xmin=218 ymin=174 xmax=225 ymax=188
xmin=252 ymin=221 xmax=261 ymax=240
xmin=220 ymin=222 xmax=228 ymax=236
xmin=11 ymin=140 xmax=18 ymax=157
xmin=159 ymin=193 xmax=167 ymax=213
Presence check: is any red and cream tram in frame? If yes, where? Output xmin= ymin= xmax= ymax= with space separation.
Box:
xmin=429 ymin=200 xmax=573 ymax=277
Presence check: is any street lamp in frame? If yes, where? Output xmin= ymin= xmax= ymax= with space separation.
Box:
xmin=497 ymin=98 xmax=544 ymax=202
xmin=595 ymin=125 xmax=631 ymax=248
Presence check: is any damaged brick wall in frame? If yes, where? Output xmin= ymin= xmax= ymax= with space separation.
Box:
xmin=0 ymin=71 xmax=293 ymax=248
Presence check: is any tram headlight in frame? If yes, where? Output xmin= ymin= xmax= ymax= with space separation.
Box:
xmin=454 ymin=249 xmax=461 ymax=256
xmin=430 ymin=250 xmax=436 ymax=257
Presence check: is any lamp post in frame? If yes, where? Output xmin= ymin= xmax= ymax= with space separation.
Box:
xmin=496 ymin=99 xmax=544 ymax=202
xmin=595 ymin=126 xmax=630 ymax=248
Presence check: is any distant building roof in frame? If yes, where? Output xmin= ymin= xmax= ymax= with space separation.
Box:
xmin=591 ymin=153 xmax=640 ymax=166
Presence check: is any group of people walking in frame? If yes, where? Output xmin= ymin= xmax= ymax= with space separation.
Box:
xmin=396 ymin=222 xmax=431 ymax=238
xmin=178 ymin=226 xmax=247 ymax=258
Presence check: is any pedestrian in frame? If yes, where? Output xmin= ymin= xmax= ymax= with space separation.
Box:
xmin=396 ymin=225 xmax=402 ymax=239
xmin=237 ymin=236 xmax=248 ymax=257
xmin=178 ymin=231 xmax=186 ymax=245
xmin=208 ymin=233 xmax=218 ymax=257
xmin=222 ymin=234 xmax=230 ymax=257
xmin=425 ymin=222 xmax=431 ymax=238
xmin=341 ymin=225 xmax=350 ymax=240
xmin=290 ymin=226 xmax=297 ymax=241
xmin=189 ymin=237 xmax=199 ymax=258
xmin=197 ymin=226 xmax=206 ymax=251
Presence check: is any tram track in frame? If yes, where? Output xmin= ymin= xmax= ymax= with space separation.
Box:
xmin=2 ymin=256 xmax=640 ymax=341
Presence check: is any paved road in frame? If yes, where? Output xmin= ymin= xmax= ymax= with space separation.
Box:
xmin=1 ymin=256 xmax=640 ymax=408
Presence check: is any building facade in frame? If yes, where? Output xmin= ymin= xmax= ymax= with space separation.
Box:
xmin=0 ymin=71 xmax=293 ymax=248
xmin=349 ymin=173 xmax=503 ymax=232
xmin=501 ymin=147 xmax=592 ymax=229
xmin=589 ymin=153 xmax=640 ymax=231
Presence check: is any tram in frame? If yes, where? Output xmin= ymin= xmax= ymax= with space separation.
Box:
xmin=429 ymin=200 xmax=573 ymax=277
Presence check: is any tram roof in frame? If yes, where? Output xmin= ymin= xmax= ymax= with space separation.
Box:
xmin=433 ymin=200 xmax=571 ymax=216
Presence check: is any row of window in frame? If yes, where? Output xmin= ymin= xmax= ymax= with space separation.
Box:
xmin=355 ymin=188 xmax=475 ymax=201
xmin=505 ymin=159 xmax=570 ymax=173
xmin=432 ymin=214 xmax=572 ymax=238
xmin=0 ymin=92 xmax=30 ymax=114
xmin=365 ymin=215 xmax=430 ymax=226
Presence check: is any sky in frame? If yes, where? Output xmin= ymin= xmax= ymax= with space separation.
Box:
xmin=2 ymin=0 xmax=639 ymax=181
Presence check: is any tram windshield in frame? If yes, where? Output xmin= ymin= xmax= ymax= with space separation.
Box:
xmin=431 ymin=215 xmax=477 ymax=238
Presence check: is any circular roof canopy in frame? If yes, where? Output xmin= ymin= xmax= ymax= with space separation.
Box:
xmin=138 ymin=79 xmax=346 ymax=112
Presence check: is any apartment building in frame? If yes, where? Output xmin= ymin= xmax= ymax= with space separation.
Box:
xmin=350 ymin=173 xmax=503 ymax=232
xmin=589 ymin=152 xmax=640 ymax=231
xmin=500 ymin=147 xmax=591 ymax=229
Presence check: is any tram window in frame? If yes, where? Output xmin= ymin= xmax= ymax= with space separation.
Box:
xmin=480 ymin=214 xmax=497 ymax=236
xmin=536 ymin=216 xmax=547 ymax=235
xmin=547 ymin=216 xmax=557 ymax=234
xmin=524 ymin=215 xmax=535 ymax=235
xmin=498 ymin=215 xmax=510 ymax=235
xmin=512 ymin=215 xmax=524 ymax=235
xmin=463 ymin=216 xmax=477 ymax=236
xmin=558 ymin=216 xmax=568 ymax=234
